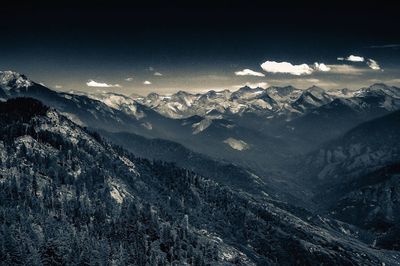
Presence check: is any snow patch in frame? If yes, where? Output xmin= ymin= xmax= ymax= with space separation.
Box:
xmin=223 ymin=138 xmax=250 ymax=151
xmin=108 ymin=178 xmax=133 ymax=204
xmin=119 ymin=156 xmax=139 ymax=175
xmin=192 ymin=118 xmax=212 ymax=134
xmin=141 ymin=122 xmax=152 ymax=130
xmin=110 ymin=186 xmax=124 ymax=204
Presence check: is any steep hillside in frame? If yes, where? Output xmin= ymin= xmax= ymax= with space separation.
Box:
xmin=301 ymin=110 xmax=400 ymax=189
xmin=98 ymin=130 xmax=310 ymax=206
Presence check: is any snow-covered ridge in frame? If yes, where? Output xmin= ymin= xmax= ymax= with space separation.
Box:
xmin=0 ymin=70 xmax=32 ymax=89
xmin=1 ymin=70 xmax=399 ymax=125
xmin=137 ymin=83 xmax=400 ymax=119
xmin=84 ymin=92 xmax=146 ymax=119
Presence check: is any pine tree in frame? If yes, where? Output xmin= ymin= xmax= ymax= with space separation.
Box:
xmin=40 ymin=239 xmax=64 ymax=266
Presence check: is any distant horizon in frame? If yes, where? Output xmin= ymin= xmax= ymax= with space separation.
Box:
xmin=2 ymin=69 xmax=400 ymax=97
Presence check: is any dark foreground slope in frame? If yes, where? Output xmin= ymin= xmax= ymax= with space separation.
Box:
xmin=0 ymin=98 xmax=399 ymax=265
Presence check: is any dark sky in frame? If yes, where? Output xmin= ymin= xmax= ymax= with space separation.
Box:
xmin=1 ymin=0 xmax=400 ymax=95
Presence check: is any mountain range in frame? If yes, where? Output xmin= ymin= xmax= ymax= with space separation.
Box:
xmin=1 ymin=70 xmax=400 ymax=265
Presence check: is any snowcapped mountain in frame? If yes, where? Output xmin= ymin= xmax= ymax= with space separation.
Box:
xmin=2 ymin=71 xmax=399 ymax=128
xmin=134 ymin=83 xmax=400 ymax=124
xmin=0 ymin=72 xmax=171 ymax=138
xmin=84 ymin=91 xmax=146 ymax=119
xmin=135 ymin=86 xmax=299 ymax=119
xmin=138 ymin=90 xmax=200 ymax=118
xmin=291 ymin=85 xmax=334 ymax=112
xmin=135 ymin=85 xmax=341 ymax=120
xmin=279 ymin=84 xmax=400 ymax=151
xmin=2 ymin=97 xmax=400 ymax=265
xmin=356 ymin=83 xmax=400 ymax=99
xmin=0 ymin=70 xmax=32 ymax=90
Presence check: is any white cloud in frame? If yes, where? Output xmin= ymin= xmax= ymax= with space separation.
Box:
xmin=367 ymin=59 xmax=381 ymax=70
xmin=125 ymin=77 xmax=134 ymax=81
xmin=234 ymin=68 xmax=265 ymax=77
xmin=154 ymin=72 xmax=163 ymax=76
xmin=143 ymin=80 xmax=152 ymax=85
xmin=344 ymin=55 xmax=365 ymax=62
xmin=86 ymin=80 xmax=121 ymax=88
xmin=313 ymin=63 xmax=331 ymax=72
xmin=55 ymin=85 xmax=63 ymax=89
xmin=260 ymin=61 xmax=313 ymax=75
xmin=337 ymin=55 xmax=382 ymax=71
xmin=232 ymin=81 xmax=268 ymax=89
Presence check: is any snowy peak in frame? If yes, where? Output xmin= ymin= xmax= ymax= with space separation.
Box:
xmin=265 ymin=86 xmax=303 ymax=104
xmin=266 ymin=85 xmax=297 ymax=97
xmin=0 ymin=70 xmax=33 ymax=89
xmin=85 ymin=92 xmax=146 ymax=119
xmin=326 ymin=88 xmax=356 ymax=98
xmin=199 ymin=90 xmax=224 ymax=100
xmin=306 ymin=85 xmax=324 ymax=93
xmin=170 ymin=90 xmax=198 ymax=107
xmin=230 ymin=86 xmax=264 ymax=100
xmin=291 ymin=86 xmax=333 ymax=112
xmin=357 ymin=83 xmax=400 ymax=98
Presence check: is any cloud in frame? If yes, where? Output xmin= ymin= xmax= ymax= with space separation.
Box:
xmin=339 ymin=55 xmax=365 ymax=62
xmin=55 ymin=85 xmax=63 ymax=89
xmin=86 ymin=80 xmax=121 ymax=88
xmin=154 ymin=72 xmax=163 ymax=76
xmin=367 ymin=59 xmax=381 ymax=70
xmin=148 ymin=66 xmax=154 ymax=71
xmin=234 ymin=68 xmax=265 ymax=77
xmin=338 ymin=55 xmax=382 ymax=71
xmin=143 ymin=81 xmax=152 ymax=85
xmin=260 ymin=59 xmax=374 ymax=76
xmin=260 ymin=61 xmax=313 ymax=75
xmin=232 ymin=81 xmax=268 ymax=89
xmin=313 ymin=63 xmax=331 ymax=72
xmin=347 ymin=55 xmax=364 ymax=62
xmin=125 ymin=77 xmax=134 ymax=81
